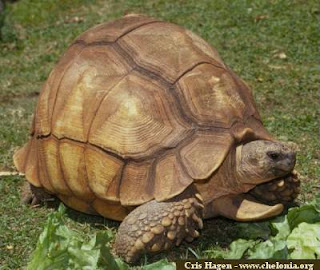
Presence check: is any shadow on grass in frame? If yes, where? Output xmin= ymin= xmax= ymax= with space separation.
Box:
xmin=39 ymin=198 xmax=120 ymax=230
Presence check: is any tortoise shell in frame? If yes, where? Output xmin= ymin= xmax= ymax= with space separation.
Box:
xmin=14 ymin=15 xmax=271 ymax=221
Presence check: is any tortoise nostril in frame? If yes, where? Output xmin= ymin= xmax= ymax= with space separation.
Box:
xmin=287 ymin=155 xmax=296 ymax=168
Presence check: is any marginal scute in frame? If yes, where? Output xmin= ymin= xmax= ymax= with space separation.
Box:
xmin=59 ymin=195 xmax=97 ymax=215
xmin=176 ymin=64 xmax=247 ymax=127
xmin=40 ymin=137 xmax=71 ymax=195
xmin=37 ymin=140 xmax=54 ymax=193
xmin=89 ymin=72 xmax=190 ymax=159
xmin=180 ymin=131 xmax=234 ymax=180
xmin=52 ymin=45 xmax=131 ymax=142
xmin=154 ymin=153 xmax=193 ymax=201
xmin=231 ymin=125 xmax=255 ymax=142
xmin=85 ymin=146 xmax=123 ymax=202
xmin=23 ymin=138 xmax=41 ymax=187
xmin=120 ymin=160 xmax=154 ymax=206
xmin=92 ymin=198 xmax=130 ymax=221
xmin=118 ymin=22 xmax=222 ymax=83
xmin=59 ymin=141 xmax=95 ymax=202
xmin=245 ymin=117 xmax=273 ymax=141
xmin=13 ymin=140 xmax=29 ymax=175
xmin=13 ymin=138 xmax=41 ymax=187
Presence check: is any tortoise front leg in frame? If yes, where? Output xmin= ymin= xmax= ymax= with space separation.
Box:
xmin=248 ymin=170 xmax=300 ymax=205
xmin=114 ymin=187 xmax=204 ymax=263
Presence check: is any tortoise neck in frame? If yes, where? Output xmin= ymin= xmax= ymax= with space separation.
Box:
xmin=236 ymin=143 xmax=270 ymax=184
xmin=195 ymin=146 xmax=255 ymax=208
xmin=236 ymin=144 xmax=246 ymax=180
xmin=234 ymin=144 xmax=257 ymax=190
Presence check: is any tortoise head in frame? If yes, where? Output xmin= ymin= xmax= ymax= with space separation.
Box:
xmin=206 ymin=140 xmax=297 ymax=222
xmin=236 ymin=140 xmax=296 ymax=185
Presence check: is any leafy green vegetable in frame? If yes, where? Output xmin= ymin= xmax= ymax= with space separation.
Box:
xmin=207 ymin=195 xmax=320 ymax=259
xmin=206 ymin=239 xmax=258 ymax=259
xmin=226 ymin=239 xmax=259 ymax=259
xmin=26 ymin=204 xmax=124 ymax=270
xmin=247 ymin=239 xmax=288 ymax=259
xmin=269 ymin=216 xmax=291 ymax=240
xmin=287 ymin=204 xmax=320 ymax=230
xmin=287 ymin=222 xmax=320 ymax=259
xmin=236 ymin=222 xmax=271 ymax=240
xmin=27 ymin=204 xmax=175 ymax=270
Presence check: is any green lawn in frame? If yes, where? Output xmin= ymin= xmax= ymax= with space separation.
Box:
xmin=0 ymin=0 xmax=319 ymax=268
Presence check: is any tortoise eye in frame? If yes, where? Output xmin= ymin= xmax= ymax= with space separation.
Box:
xmin=268 ymin=152 xmax=280 ymax=160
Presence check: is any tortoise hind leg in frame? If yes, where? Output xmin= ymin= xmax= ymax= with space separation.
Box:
xmin=114 ymin=187 xmax=204 ymax=263
xmin=21 ymin=182 xmax=55 ymax=205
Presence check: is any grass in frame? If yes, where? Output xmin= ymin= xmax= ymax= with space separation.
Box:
xmin=0 ymin=0 xmax=319 ymax=268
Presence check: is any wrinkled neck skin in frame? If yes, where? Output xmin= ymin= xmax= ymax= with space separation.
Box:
xmin=236 ymin=144 xmax=274 ymax=184
xmin=196 ymin=146 xmax=256 ymax=218
xmin=236 ymin=144 xmax=261 ymax=183
xmin=221 ymin=146 xmax=257 ymax=194
xmin=202 ymin=143 xmax=291 ymax=220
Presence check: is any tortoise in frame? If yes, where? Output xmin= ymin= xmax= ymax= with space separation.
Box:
xmin=14 ymin=14 xmax=300 ymax=263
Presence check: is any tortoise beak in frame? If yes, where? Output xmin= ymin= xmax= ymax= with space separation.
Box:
xmin=211 ymin=193 xmax=284 ymax=221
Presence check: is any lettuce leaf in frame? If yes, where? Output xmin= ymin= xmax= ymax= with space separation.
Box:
xmin=287 ymin=222 xmax=320 ymax=259
xmin=27 ymin=205 xmax=173 ymax=270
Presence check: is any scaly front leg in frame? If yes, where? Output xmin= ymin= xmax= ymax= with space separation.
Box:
xmin=114 ymin=187 xmax=204 ymax=263
xmin=249 ymin=170 xmax=300 ymax=205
